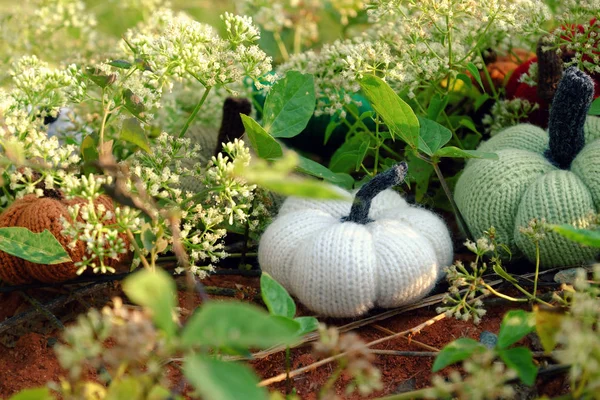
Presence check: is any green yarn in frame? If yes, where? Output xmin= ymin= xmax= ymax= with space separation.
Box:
xmin=514 ymin=170 xmax=597 ymax=266
xmin=455 ymin=68 xmax=600 ymax=268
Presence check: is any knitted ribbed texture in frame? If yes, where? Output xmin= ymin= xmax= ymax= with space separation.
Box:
xmin=258 ymin=188 xmax=453 ymax=317
xmin=455 ymin=67 xmax=600 ymax=268
xmin=0 ymin=194 xmax=130 ymax=284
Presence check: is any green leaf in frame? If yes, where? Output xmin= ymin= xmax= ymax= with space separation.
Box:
xmin=356 ymin=141 xmax=370 ymax=170
xmin=497 ymin=310 xmax=536 ymax=349
xmin=294 ymin=316 xmax=319 ymax=336
xmin=467 ymin=63 xmax=484 ymax=91
xmin=551 ymin=225 xmax=600 ymax=247
xmin=0 ymin=227 xmax=71 ymax=265
xmin=120 ymin=118 xmax=151 ymax=153
xmin=498 ymin=347 xmax=538 ymax=386
xmin=261 ymin=272 xmax=296 ymax=318
xmin=81 ymin=134 xmax=99 ymax=162
xmin=434 ymin=146 xmax=498 ymax=160
xmin=492 ymin=263 xmax=518 ymax=283
xmin=181 ymin=302 xmax=300 ymax=349
xmin=84 ymin=67 xmax=116 ymax=88
xmin=406 ymin=152 xmax=434 ymax=203
xmin=426 ymin=94 xmax=449 ymax=121
xmin=108 ymin=59 xmax=132 ymax=69
xmin=534 ymin=307 xmax=564 ymax=354
xmin=9 ymin=388 xmax=53 ymax=400
xmin=417 ymin=117 xmax=453 ymax=156
xmin=359 ymin=75 xmax=420 ymax=149
xmin=106 ymin=378 xmax=143 ymax=400
xmin=184 ymin=356 xmax=268 ymax=400
xmin=122 ymin=89 xmax=146 ymax=120
xmin=456 ymin=73 xmax=474 ymax=89
xmin=141 ymin=226 xmax=157 ymax=252
xmin=263 ymin=71 xmax=315 ymax=138
xmin=241 ymin=115 xmax=283 ymax=160
xmin=297 ymin=155 xmax=354 ymax=189
xmin=122 ymin=268 xmax=177 ymax=338
xmin=589 ymin=97 xmax=600 ymax=115
xmin=432 ymin=338 xmax=486 ymax=372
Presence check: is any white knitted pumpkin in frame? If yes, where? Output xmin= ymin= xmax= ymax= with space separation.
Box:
xmin=258 ymin=163 xmax=454 ymax=318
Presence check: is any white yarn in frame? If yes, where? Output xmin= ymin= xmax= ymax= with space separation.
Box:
xmin=258 ymin=188 xmax=454 ymax=318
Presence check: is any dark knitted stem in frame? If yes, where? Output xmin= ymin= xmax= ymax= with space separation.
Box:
xmin=536 ymin=36 xmax=563 ymax=103
xmin=344 ymin=162 xmax=408 ymax=224
xmin=214 ymin=97 xmax=252 ymax=157
xmin=546 ymin=67 xmax=594 ymax=169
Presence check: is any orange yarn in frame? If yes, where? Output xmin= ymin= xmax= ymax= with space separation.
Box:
xmin=0 ymin=194 xmax=130 ymax=284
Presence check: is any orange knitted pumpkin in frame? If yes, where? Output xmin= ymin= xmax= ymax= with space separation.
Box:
xmin=0 ymin=193 xmax=130 ymax=284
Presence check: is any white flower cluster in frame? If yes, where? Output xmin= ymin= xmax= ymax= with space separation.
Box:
xmin=554 ymin=266 xmax=600 ymax=396
xmin=123 ymin=8 xmax=273 ymax=90
xmin=130 ymin=134 xmax=262 ymax=277
xmin=8 ymin=56 xmax=85 ymax=119
xmin=367 ymin=0 xmax=550 ymax=91
xmin=482 ymin=98 xmax=540 ymax=135
xmin=545 ymin=16 xmax=600 ymax=74
xmin=236 ymin=0 xmax=322 ymax=46
xmin=60 ymin=174 xmax=139 ymax=274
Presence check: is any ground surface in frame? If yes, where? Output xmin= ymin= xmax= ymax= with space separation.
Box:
xmin=0 ymin=268 xmax=569 ymax=399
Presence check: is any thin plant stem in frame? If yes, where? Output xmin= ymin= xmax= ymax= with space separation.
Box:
xmin=179 ymin=86 xmax=212 ymax=138
xmin=533 ymin=241 xmax=540 ymax=298
xmin=126 ymin=228 xmax=152 ymax=270
xmin=273 ymin=31 xmax=290 ymax=61
xmin=430 ymin=159 xmax=472 ymax=240
xmin=479 ymin=50 xmax=498 ymax=98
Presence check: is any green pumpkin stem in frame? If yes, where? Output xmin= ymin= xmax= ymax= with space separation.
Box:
xmin=344 ymin=162 xmax=408 ymax=224
xmin=536 ymin=36 xmax=563 ymax=103
xmin=547 ymin=67 xmax=594 ymax=169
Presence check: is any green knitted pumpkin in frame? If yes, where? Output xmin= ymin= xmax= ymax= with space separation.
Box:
xmin=455 ymin=67 xmax=600 ymax=267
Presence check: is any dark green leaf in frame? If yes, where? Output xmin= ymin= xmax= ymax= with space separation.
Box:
xmin=120 ymin=118 xmax=151 ymax=153
xmin=261 ymin=272 xmax=296 ymax=318
xmin=324 ymin=118 xmax=342 ymax=144
xmin=0 ymin=227 xmax=71 ymax=265
xmin=356 ymin=141 xmax=370 ymax=170
xmin=418 ymin=117 xmax=452 ymax=156
xmin=427 ymin=94 xmax=449 ymax=121
xmin=108 ymin=60 xmax=132 ymax=69
xmin=406 ymin=152 xmax=434 ymax=203
xmin=297 ymin=155 xmax=354 ymax=189
xmin=9 ymin=388 xmax=53 ymax=400
xmin=551 ymin=225 xmax=600 ymax=247
xmin=184 ymin=356 xmax=268 ymax=400
xmin=434 ymin=146 xmax=498 ymax=160
xmin=498 ymin=347 xmax=538 ymax=386
xmin=497 ymin=310 xmax=536 ymax=349
xmin=467 ymin=63 xmax=484 ymax=91
xmin=181 ymin=302 xmax=300 ymax=349
xmin=432 ymin=338 xmax=485 ymax=372
xmin=589 ymin=97 xmax=600 ymax=115
xmin=263 ymin=71 xmax=315 ymax=138
xmin=359 ymin=75 xmax=420 ymax=149
xmin=294 ymin=316 xmax=319 ymax=335
xmin=241 ymin=115 xmax=283 ymax=160
xmin=122 ymin=268 xmax=177 ymax=338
